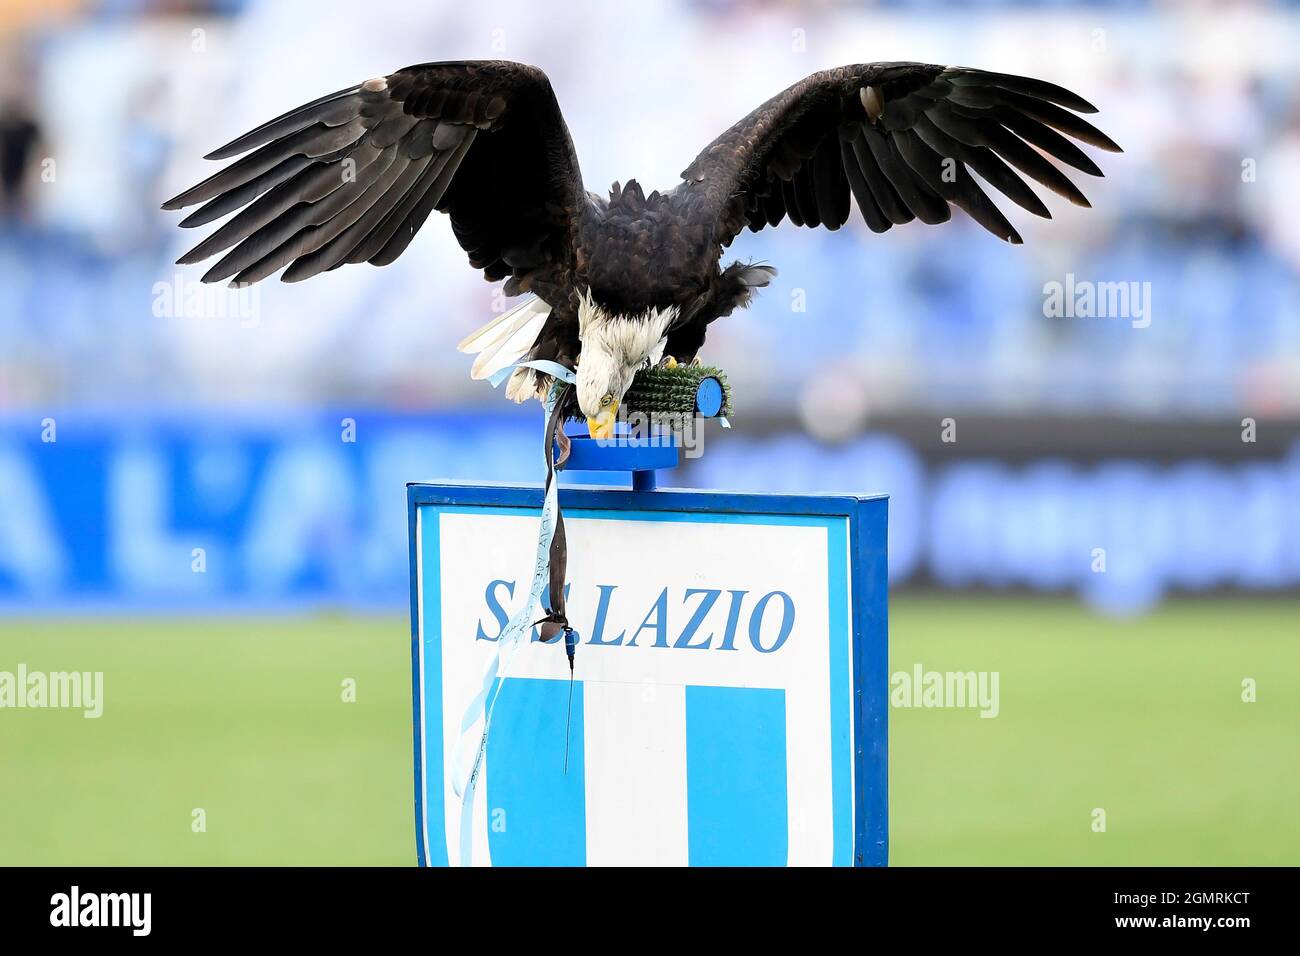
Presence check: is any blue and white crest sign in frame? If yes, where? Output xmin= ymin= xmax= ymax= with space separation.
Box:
xmin=408 ymin=482 xmax=888 ymax=866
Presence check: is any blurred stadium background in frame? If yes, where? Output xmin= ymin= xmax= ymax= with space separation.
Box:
xmin=1 ymin=0 xmax=1297 ymax=865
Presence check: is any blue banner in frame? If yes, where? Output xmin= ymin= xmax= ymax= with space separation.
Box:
xmin=1 ymin=412 xmax=1297 ymax=613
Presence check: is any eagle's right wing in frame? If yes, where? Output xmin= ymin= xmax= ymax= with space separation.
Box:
xmin=162 ymin=60 xmax=586 ymax=298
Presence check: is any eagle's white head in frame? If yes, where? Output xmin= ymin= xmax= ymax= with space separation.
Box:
xmin=576 ymin=289 xmax=676 ymax=438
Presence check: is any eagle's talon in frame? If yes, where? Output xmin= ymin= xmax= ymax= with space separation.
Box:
xmin=659 ymin=355 xmax=679 ymax=369
xmin=690 ymin=356 xmax=703 ymax=367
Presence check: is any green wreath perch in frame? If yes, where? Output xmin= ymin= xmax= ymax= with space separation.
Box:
xmin=565 ymin=362 xmax=733 ymax=423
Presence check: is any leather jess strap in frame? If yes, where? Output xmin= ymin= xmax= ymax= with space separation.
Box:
xmin=534 ymin=382 xmax=577 ymax=669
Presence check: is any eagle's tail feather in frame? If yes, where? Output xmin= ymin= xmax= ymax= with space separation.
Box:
xmin=458 ymin=296 xmax=545 ymax=354
xmin=467 ymin=298 xmax=552 ymax=381
xmin=504 ymin=366 xmax=551 ymax=404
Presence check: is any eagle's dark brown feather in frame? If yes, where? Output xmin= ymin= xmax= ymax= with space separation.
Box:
xmin=677 ymin=62 xmax=1119 ymax=250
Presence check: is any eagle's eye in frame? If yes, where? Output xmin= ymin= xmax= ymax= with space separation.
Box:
xmin=599 ymin=393 xmax=613 ymax=408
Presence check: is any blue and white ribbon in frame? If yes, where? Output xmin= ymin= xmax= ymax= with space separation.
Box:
xmin=449 ymin=360 xmax=575 ymax=867
xmin=486 ymin=358 xmax=577 ymax=389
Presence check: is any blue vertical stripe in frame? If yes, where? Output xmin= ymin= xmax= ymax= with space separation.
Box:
xmin=825 ymin=518 xmax=853 ymax=866
xmin=485 ymin=677 xmax=586 ymax=866
xmin=854 ymin=497 xmax=890 ymax=866
xmin=418 ymin=511 xmax=449 ymax=866
xmin=685 ymin=685 xmax=788 ymax=866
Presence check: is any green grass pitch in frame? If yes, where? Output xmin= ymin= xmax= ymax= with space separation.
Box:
xmin=1 ymin=598 xmax=1296 ymax=865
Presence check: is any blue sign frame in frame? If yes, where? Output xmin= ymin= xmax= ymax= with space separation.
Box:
xmin=407 ymin=481 xmax=889 ymax=866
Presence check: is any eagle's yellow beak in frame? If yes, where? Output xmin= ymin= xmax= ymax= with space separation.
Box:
xmin=586 ymin=402 xmax=618 ymax=439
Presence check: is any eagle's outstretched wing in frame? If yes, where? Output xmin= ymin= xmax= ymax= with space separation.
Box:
xmin=162 ymin=60 xmax=585 ymax=297
xmin=681 ymin=62 xmax=1120 ymax=248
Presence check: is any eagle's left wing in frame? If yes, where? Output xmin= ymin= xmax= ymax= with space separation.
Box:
xmin=680 ymin=62 xmax=1120 ymax=248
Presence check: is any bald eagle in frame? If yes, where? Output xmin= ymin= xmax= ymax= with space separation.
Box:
xmin=163 ymin=60 xmax=1118 ymax=436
